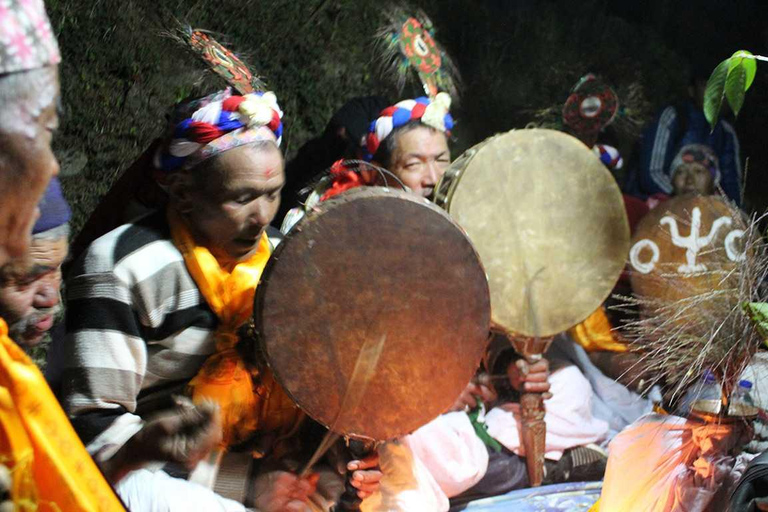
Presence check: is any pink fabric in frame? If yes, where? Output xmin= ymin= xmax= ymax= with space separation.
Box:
xmin=600 ymin=414 xmax=749 ymax=512
xmin=0 ymin=0 xmax=60 ymax=74
xmin=484 ymin=365 xmax=609 ymax=460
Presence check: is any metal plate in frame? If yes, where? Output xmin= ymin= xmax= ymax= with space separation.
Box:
xmin=255 ymin=187 xmax=491 ymax=440
xmin=436 ymin=129 xmax=629 ymax=337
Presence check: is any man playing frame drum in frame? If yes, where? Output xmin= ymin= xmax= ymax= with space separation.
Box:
xmin=281 ymin=94 xmax=560 ymax=511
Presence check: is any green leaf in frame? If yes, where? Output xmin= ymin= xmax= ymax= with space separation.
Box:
xmin=725 ymin=62 xmax=747 ymax=116
xmin=743 ymin=302 xmax=768 ymax=344
xmin=704 ymin=59 xmax=730 ymax=130
xmin=731 ymin=50 xmax=757 ymax=90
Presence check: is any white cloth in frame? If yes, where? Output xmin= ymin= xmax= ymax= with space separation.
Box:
xmin=115 ymin=469 xmax=248 ymax=512
xmin=360 ymin=439 xmax=450 ymax=512
xmin=547 ymin=334 xmax=656 ymax=440
xmin=404 ymin=411 xmax=490 ymax=498
xmin=600 ymin=414 xmax=751 ymax=512
xmin=484 ymin=365 xmax=610 ymax=460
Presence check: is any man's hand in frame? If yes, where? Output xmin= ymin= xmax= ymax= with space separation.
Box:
xmin=252 ymin=470 xmax=319 ymax=512
xmin=347 ymin=452 xmax=382 ymax=500
xmin=508 ymin=358 xmax=552 ymax=399
xmin=449 ymin=375 xmax=498 ymax=412
xmin=102 ymin=397 xmax=221 ymax=484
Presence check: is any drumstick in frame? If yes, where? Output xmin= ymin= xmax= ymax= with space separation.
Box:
xmin=299 ymin=333 xmax=387 ymax=477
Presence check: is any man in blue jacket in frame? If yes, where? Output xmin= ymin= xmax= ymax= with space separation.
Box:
xmin=635 ymin=67 xmax=742 ymax=205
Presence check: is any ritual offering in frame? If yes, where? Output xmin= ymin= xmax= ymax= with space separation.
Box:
xmin=255 ymin=187 xmax=491 ymax=510
xmin=599 ymin=195 xmax=768 ymax=511
xmin=627 ymin=194 xmax=765 ymax=416
xmin=434 ymin=128 xmax=630 ymax=485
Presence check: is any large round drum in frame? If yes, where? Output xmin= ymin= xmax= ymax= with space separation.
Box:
xmin=254 ymin=187 xmax=491 ymax=440
xmin=434 ymin=129 xmax=629 ymax=338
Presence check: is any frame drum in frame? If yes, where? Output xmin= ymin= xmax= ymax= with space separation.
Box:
xmin=254 ymin=187 xmax=490 ymax=441
xmin=434 ymin=129 xmax=630 ymax=337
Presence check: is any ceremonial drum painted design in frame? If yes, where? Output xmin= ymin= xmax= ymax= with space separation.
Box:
xmin=434 ymin=128 xmax=630 ymax=338
xmin=629 ymin=194 xmax=748 ymax=305
xmin=254 ymin=187 xmax=491 ymax=441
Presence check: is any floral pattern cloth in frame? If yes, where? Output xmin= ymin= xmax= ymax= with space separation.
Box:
xmin=0 ymin=0 xmax=60 ymax=74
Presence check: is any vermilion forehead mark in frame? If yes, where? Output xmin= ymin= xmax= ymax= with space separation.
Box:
xmin=263 ymin=166 xmax=276 ymax=178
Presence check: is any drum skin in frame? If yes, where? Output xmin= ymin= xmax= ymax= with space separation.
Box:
xmin=435 ymin=129 xmax=630 ymax=337
xmin=254 ymin=187 xmax=491 ymax=441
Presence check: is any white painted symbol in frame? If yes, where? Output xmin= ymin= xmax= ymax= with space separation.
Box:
xmin=662 ymin=207 xmax=732 ymax=274
xmin=725 ymin=229 xmax=746 ymax=262
xmin=629 ymin=239 xmax=660 ymax=275
xmin=629 ymin=206 xmax=743 ymax=275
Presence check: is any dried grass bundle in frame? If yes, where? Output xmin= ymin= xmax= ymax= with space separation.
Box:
xmin=616 ymin=203 xmax=768 ymax=407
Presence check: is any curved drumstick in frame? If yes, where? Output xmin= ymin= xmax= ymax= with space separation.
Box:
xmin=300 ymin=333 xmax=387 ymax=478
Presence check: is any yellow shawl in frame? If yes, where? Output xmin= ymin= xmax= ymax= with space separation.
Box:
xmin=168 ymin=211 xmax=301 ymax=448
xmin=0 ymin=318 xmax=124 ymax=511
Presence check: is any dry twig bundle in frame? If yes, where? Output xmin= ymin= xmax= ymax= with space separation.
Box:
xmin=616 ymin=202 xmax=768 ymax=406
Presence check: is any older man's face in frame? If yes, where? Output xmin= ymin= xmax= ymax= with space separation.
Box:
xmin=0 ymin=234 xmax=67 ymax=347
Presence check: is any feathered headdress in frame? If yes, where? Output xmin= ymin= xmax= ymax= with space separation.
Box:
xmin=154 ymin=25 xmax=283 ymax=173
xmin=374 ymin=7 xmax=461 ymax=101
xmin=165 ymin=24 xmax=266 ymax=95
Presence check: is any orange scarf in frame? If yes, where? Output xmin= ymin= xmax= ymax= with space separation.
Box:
xmin=0 ymin=318 xmax=124 ymax=511
xmin=568 ymin=306 xmax=628 ymax=353
xmin=168 ymin=210 xmax=300 ymax=447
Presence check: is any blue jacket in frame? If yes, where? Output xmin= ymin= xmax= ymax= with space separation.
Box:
xmin=636 ymin=100 xmax=742 ymax=205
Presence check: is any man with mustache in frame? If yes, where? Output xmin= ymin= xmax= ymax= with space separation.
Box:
xmin=0 ymin=177 xmax=69 ymax=348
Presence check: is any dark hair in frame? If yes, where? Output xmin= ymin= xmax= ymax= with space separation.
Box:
xmin=372 ymin=120 xmax=439 ymax=169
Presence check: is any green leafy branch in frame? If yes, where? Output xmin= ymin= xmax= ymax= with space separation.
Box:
xmin=744 ymin=302 xmax=768 ymax=346
xmin=704 ymin=50 xmax=768 ymax=130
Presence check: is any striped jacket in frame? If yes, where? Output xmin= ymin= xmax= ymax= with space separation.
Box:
xmin=61 ymin=211 xmax=219 ymax=446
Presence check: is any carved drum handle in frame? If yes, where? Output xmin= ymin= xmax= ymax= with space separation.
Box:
xmin=520 ymin=386 xmax=547 ymax=487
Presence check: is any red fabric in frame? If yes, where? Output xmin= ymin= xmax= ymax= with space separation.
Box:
xmin=411 ymin=102 xmax=427 ymax=119
xmin=185 ymin=121 xmax=224 ymax=144
xmin=268 ymin=110 xmax=281 ymax=133
xmin=320 ymin=160 xmax=377 ymax=201
xmin=222 ymin=95 xmax=246 ymax=112
xmin=379 ymin=106 xmax=398 ymax=117
xmin=622 ymin=194 xmax=650 ymax=236
xmin=366 ymin=133 xmax=380 ymax=157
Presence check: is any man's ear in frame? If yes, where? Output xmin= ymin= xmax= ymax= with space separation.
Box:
xmin=166 ymin=173 xmax=195 ymax=214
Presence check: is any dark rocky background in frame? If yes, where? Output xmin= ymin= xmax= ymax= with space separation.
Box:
xmin=46 ymin=0 xmax=768 ymax=233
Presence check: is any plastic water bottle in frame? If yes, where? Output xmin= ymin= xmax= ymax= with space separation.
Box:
xmin=729 ymin=379 xmax=758 ymax=416
xmin=689 ymin=370 xmax=723 ymax=415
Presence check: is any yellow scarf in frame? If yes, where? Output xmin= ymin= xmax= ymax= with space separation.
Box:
xmin=568 ymin=306 xmax=628 ymax=353
xmin=168 ymin=210 xmax=300 ymax=447
xmin=0 ymin=318 xmax=124 ymax=511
